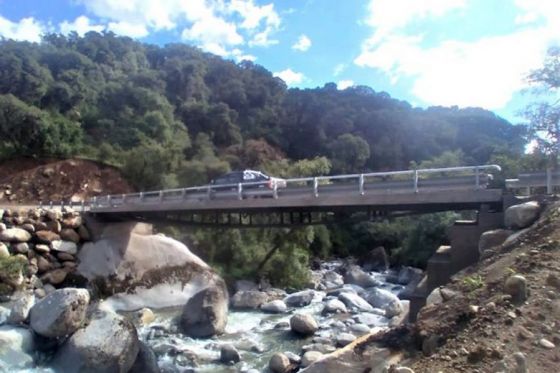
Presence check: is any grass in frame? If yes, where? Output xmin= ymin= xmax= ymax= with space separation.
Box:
xmin=462 ymin=274 xmax=485 ymax=291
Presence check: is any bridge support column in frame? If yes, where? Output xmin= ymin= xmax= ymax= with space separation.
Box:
xmin=406 ymin=206 xmax=503 ymax=321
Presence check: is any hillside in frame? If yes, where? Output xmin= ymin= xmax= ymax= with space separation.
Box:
xmin=391 ymin=200 xmax=560 ymax=372
xmin=0 ymin=158 xmax=133 ymax=204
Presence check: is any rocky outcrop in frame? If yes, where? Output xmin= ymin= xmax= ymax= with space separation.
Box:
xmin=77 ymin=222 xmax=227 ymax=311
xmin=29 ymin=288 xmax=90 ymax=338
xmin=52 ymin=309 xmax=139 ymax=373
xmin=180 ymin=282 xmax=228 ymax=338
xmin=505 ymin=201 xmax=540 ymax=229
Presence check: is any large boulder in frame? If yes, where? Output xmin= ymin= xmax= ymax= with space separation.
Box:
xmin=479 ymin=229 xmax=513 ymax=255
xmin=77 ymin=222 xmax=227 ymax=311
xmin=360 ymin=247 xmax=389 ymax=272
xmin=284 ymin=290 xmax=316 ymax=307
xmin=180 ymin=282 xmax=228 ymax=338
xmin=269 ymin=352 xmax=291 ymax=373
xmin=0 ymin=326 xmax=35 ymax=370
xmin=505 ymin=201 xmax=540 ymax=229
xmin=231 ymin=290 xmax=269 ymax=310
xmin=261 ymin=299 xmax=287 ymax=313
xmin=0 ymin=228 xmax=31 ymax=243
xmin=290 ymin=313 xmax=318 ymax=336
xmin=129 ymin=341 xmax=160 ymax=373
xmin=29 ymin=288 xmax=90 ymax=338
xmin=365 ymin=288 xmax=403 ymax=318
xmin=51 ymin=309 xmax=139 ymax=373
xmin=343 ymin=266 xmax=379 ymax=288
xmin=338 ymin=292 xmax=374 ymax=312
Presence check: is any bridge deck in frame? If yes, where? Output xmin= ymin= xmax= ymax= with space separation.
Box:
xmin=90 ymin=188 xmax=503 ymax=215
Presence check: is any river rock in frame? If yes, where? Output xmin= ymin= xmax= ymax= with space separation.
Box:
xmin=336 ymin=333 xmax=356 ymax=347
xmin=0 ymin=228 xmax=31 ymax=243
xmin=269 ymin=352 xmax=291 ymax=373
xmin=285 ymin=289 xmax=316 ymax=307
xmin=77 ymin=222 xmax=227 ymax=311
xmin=77 ymin=225 xmax=90 ymax=241
xmin=0 ymin=242 xmax=8 ymax=258
xmin=343 ymin=265 xmax=379 ymax=288
xmin=220 ymin=344 xmax=241 ymax=364
xmin=505 ymin=201 xmax=540 ymax=229
xmin=52 ymin=309 xmax=139 ymax=373
xmin=365 ymin=288 xmax=403 ymax=317
xmin=504 ymin=274 xmax=528 ymax=303
xmin=57 ymin=252 xmax=75 ymax=261
xmin=13 ymin=243 xmax=29 ymax=254
xmin=62 ymin=215 xmax=82 ymax=229
xmin=339 ymin=292 xmax=374 ymax=312
xmin=135 ymin=308 xmax=156 ymax=326
xmin=0 ymin=326 xmax=35 ymax=370
xmin=478 ymin=229 xmax=513 ymax=255
xmin=34 ymin=244 xmax=50 ymax=254
xmin=20 ymin=224 xmax=35 ymax=233
xmin=41 ymin=268 xmax=68 ymax=285
xmin=35 ymin=230 xmax=60 ymax=243
xmin=323 ymin=298 xmax=348 ymax=314
xmin=46 ymin=210 xmax=62 ymax=221
xmin=129 ymin=341 xmax=160 ymax=373
xmin=231 ymin=290 xmax=269 ymax=309
xmin=29 ymin=288 xmax=90 ymax=338
xmin=360 ymin=246 xmax=389 ymax=272
xmin=36 ymin=255 xmax=51 ymax=273
xmin=51 ymin=240 xmax=78 ymax=255
xmin=261 ymin=299 xmax=287 ymax=313
xmin=321 ymin=270 xmax=344 ymax=289
xmin=354 ymin=312 xmax=386 ymax=326
xmin=46 ymin=220 xmax=61 ymax=233
xmin=302 ymin=351 xmax=324 ymax=368
xmin=180 ymin=284 xmax=228 ymax=338
xmin=60 ymin=229 xmax=81 ymax=244
xmin=7 ymin=290 xmax=35 ymax=324
xmin=290 ymin=313 xmax=318 ymax=336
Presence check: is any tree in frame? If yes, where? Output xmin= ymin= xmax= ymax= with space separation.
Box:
xmin=524 ymin=47 xmax=560 ymax=166
xmin=329 ymin=134 xmax=370 ymax=173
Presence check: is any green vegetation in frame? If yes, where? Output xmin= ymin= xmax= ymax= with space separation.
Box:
xmin=0 ymin=32 xmax=548 ymax=288
xmin=462 ymin=275 xmax=485 ymax=292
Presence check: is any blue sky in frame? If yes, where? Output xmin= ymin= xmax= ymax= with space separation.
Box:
xmin=0 ymin=0 xmax=558 ymax=123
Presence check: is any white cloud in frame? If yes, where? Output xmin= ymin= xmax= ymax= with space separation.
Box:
xmin=292 ymin=34 xmax=311 ymax=52
xmin=333 ymin=63 xmax=346 ymax=76
xmin=355 ymin=0 xmax=560 ymax=109
xmin=231 ymin=48 xmax=257 ymax=62
xmin=338 ymin=80 xmax=354 ymax=90
xmin=60 ymin=16 xmax=105 ymax=36
xmin=0 ymin=15 xmax=44 ymax=42
xmin=108 ymin=21 xmax=149 ymax=38
xmin=76 ymin=0 xmax=281 ymax=57
xmin=273 ymin=68 xmax=304 ymax=85
xmin=182 ymin=16 xmax=243 ymax=52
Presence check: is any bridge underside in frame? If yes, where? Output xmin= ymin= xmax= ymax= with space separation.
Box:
xmin=90 ymin=189 xmax=504 ymax=227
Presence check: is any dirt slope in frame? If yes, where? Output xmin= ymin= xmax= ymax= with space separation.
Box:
xmin=400 ymin=200 xmax=560 ymax=372
xmin=0 ymin=158 xmax=134 ymax=203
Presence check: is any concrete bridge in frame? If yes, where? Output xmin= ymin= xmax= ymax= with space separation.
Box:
xmin=72 ymin=165 xmax=504 ymax=227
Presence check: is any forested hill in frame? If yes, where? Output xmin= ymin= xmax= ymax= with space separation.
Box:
xmin=0 ymin=32 xmax=527 ymax=190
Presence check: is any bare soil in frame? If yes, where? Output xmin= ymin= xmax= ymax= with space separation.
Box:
xmin=398 ymin=200 xmax=560 ymax=372
xmin=0 ymin=157 xmax=134 ymax=203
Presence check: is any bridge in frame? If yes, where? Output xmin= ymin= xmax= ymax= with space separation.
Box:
xmin=49 ymin=165 xmax=506 ymax=227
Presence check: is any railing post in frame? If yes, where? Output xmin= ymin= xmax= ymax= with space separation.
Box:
xmin=237 ymin=183 xmax=243 ymax=200
xmin=207 ymin=186 xmax=213 ymax=200
xmin=159 ymin=191 xmax=163 ymax=202
xmin=273 ymin=181 xmax=278 ymax=199
xmin=181 ymin=188 xmax=186 ymax=200
xmin=139 ymin=192 xmax=144 ymax=201
xmin=92 ymin=196 xmax=97 ymax=208
xmin=122 ymin=194 xmax=126 ymax=204
xmin=49 ymin=201 xmax=53 ymax=208
xmin=475 ymin=166 xmax=480 ymax=189
xmin=81 ymin=200 xmax=85 ymax=212
xmin=547 ymin=167 xmax=553 ymax=194
xmin=313 ymin=177 xmax=319 ymax=197
xmin=413 ymin=170 xmax=419 ymax=193
xmin=359 ymin=174 xmax=364 ymax=195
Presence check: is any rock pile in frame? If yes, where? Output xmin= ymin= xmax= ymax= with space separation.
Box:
xmin=0 ymin=207 xmax=90 ymax=299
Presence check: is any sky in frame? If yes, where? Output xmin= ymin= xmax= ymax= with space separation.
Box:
xmin=0 ymin=0 xmax=559 ymax=123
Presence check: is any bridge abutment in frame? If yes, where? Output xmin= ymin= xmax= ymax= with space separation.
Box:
xmin=406 ymin=206 xmax=503 ymax=321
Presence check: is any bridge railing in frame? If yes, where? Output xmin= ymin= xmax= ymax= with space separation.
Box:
xmin=82 ymin=164 xmax=501 ymax=210
xmin=506 ymin=168 xmax=560 ymax=195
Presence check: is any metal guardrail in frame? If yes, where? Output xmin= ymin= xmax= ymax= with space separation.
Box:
xmin=506 ymin=168 xmax=560 ymax=194
xmin=39 ymin=164 xmax=501 ymax=211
